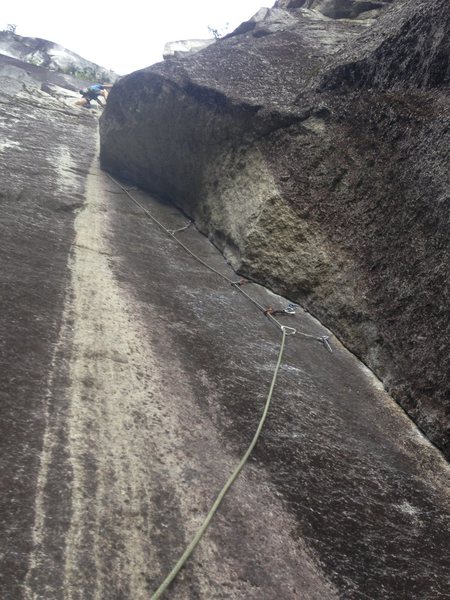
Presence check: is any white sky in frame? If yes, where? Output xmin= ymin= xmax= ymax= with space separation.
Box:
xmin=2 ymin=0 xmax=269 ymax=75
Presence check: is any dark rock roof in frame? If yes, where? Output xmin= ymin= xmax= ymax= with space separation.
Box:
xmin=100 ymin=0 xmax=450 ymax=462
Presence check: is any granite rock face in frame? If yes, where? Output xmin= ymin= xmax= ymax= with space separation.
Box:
xmin=2 ymin=28 xmax=450 ymax=600
xmin=0 ymin=30 xmax=117 ymax=81
xmin=274 ymin=0 xmax=395 ymax=19
xmin=0 ymin=52 xmax=98 ymax=597
xmin=100 ymin=0 xmax=450 ymax=458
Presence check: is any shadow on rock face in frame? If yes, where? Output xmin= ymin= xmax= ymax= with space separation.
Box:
xmin=100 ymin=0 xmax=450 ymax=461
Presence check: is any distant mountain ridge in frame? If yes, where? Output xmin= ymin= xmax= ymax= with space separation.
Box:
xmin=0 ymin=30 xmax=118 ymax=82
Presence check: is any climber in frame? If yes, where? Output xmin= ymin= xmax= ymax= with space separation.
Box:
xmin=75 ymin=83 xmax=113 ymax=108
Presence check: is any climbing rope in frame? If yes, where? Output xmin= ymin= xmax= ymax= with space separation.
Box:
xmin=106 ymin=173 xmax=236 ymax=284
xmin=151 ymin=325 xmax=295 ymax=599
xmin=105 ymin=172 xmax=333 ymax=597
xmin=105 ymin=173 xmax=332 ymax=350
xmin=167 ymin=221 xmax=192 ymax=235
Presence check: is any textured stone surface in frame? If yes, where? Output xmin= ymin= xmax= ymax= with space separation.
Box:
xmin=0 ymin=30 xmax=117 ymax=82
xmin=226 ymin=7 xmax=300 ymax=38
xmin=1 ymin=41 xmax=450 ymax=600
xmin=0 ymin=53 xmax=98 ymax=597
xmin=100 ymin=0 xmax=450 ymax=459
xmin=274 ymin=0 xmax=395 ymax=19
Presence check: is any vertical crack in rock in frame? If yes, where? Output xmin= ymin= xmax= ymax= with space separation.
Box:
xmin=25 ymin=147 xmax=166 ymax=599
xmin=3 ymin=8 xmax=450 ymax=597
xmin=61 ymin=156 xmax=159 ymax=600
xmin=24 ymin=147 xmax=340 ymax=599
xmin=100 ymin=0 xmax=450 ymax=459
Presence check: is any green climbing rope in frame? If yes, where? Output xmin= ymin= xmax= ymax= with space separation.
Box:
xmin=104 ymin=172 xmax=332 ymax=597
xmin=151 ymin=325 xmax=293 ymax=599
xmin=106 ymin=173 xmax=328 ymax=346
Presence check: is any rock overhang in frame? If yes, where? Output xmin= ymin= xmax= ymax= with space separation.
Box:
xmin=100 ymin=0 xmax=450 ymax=459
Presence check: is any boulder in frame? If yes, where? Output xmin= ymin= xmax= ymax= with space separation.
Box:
xmin=100 ymin=0 xmax=449 ymax=458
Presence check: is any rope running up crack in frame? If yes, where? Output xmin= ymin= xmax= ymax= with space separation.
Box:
xmin=106 ymin=173 xmax=331 ymax=349
xmin=105 ymin=172 xmax=332 ymax=598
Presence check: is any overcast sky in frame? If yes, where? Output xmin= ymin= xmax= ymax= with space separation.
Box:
xmin=2 ymin=0 xmax=269 ymax=74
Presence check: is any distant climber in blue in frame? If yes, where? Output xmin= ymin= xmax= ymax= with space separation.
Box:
xmin=76 ymin=83 xmax=113 ymax=108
